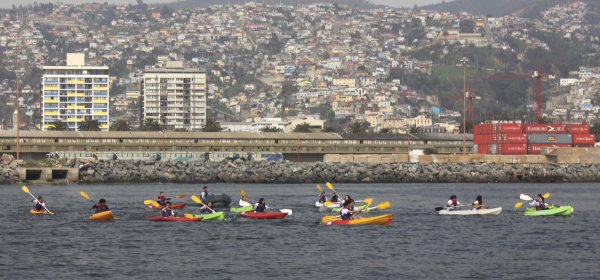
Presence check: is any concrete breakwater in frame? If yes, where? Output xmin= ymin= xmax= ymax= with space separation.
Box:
xmin=3 ymin=154 xmax=600 ymax=184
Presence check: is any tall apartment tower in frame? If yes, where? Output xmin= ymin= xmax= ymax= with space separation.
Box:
xmin=42 ymin=53 xmax=110 ymax=131
xmin=142 ymin=61 xmax=207 ymax=130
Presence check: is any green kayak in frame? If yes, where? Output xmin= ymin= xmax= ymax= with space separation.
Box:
xmin=329 ymin=204 xmax=370 ymax=213
xmin=230 ymin=205 xmax=253 ymax=213
xmin=524 ymin=205 xmax=573 ymax=216
xmin=190 ymin=211 xmax=225 ymax=221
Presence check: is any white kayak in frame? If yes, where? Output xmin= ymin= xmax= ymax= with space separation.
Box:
xmin=438 ymin=207 xmax=502 ymax=216
xmin=315 ymin=201 xmax=341 ymax=208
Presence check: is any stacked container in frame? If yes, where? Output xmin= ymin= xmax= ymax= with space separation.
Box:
xmin=569 ymin=124 xmax=595 ymax=147
xmin=473 ymin=123 xmax=527 ymax=154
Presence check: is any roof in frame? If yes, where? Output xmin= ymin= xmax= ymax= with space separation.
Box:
xmin=0 ymin=131 xmax=343 ymax=140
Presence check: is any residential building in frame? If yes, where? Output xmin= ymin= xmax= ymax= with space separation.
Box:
xmin=42 ymin=53 xmax=110 ymax=131
xmin=142 ymin=61 xmax=207 ymax=130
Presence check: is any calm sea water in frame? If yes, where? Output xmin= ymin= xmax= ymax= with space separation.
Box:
xmin=1 ymin=183 xmax=598 ymax=279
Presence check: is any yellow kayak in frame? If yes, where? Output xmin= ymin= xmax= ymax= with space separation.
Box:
xmin=323 ymin=214 xmax=393 ymax=226
xmin=90 ymin=210 xmax=114 ymax=221
xmin=30 ymin=209 xmax=48 ymax=215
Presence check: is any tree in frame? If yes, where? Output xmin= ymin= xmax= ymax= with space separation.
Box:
xmin=260 ymin=126 xmax=282 ymax=132
xmin=293 ymin=122 xmax=312 ymax=133
xmin=537 ymin=116 xmax=551 ymax=124
xmin=202 ymin=119 xmax=223 ymax=132
xmin=110 ymin=119 xmax=131 ymax=131
xmin=348 ymin=121 xmax=369 ymax=134
xmin=78 ymin=119 xmax=101 ymax=131
xmin=47 ymin=120 xmax=67 ymax=131
xmin=409 ymin=125 xmax=422 ymax=134
xmin=139 ymin=118 xmax=162 ymax=131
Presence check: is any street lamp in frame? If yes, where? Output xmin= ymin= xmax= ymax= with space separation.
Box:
xmin=460 ymin=57 xmax=468 ymax=156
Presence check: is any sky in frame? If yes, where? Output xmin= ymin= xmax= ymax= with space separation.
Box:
xmin=0 ymin=0 xmax=445 ymax=9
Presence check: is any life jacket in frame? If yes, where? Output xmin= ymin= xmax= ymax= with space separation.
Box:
xmin=331 ymin=195 xmax=339 ymax=202
xmin=157 ymin=195 xmax=167 ymax=205
xmin=340 ymin=207 xmax=352 ymax=220
xmin=255 ymin=202 xmax=266 ymax=212
xmin=200 ymin=207 xmax=210 ymax=214
xmin=35 ymin=203 xmax=44 ymax=211
xmin=162 ymin=208 xmax=174 ymax=217
xmin=535 ymin=199 xmax=546 ymax=210
xmin=202 ymin=190 xmax=209 ymax=199
xmin=319 ymin=195 xmax=326 ymax=203
xmin=94 ymin=203 xmax=109 ymax=213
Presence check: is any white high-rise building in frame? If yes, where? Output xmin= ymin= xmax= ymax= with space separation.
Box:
xmin=42 ymin=53 xmax=110 ymax=131
xmin=142 ymin=61 xmax=207 ymax=130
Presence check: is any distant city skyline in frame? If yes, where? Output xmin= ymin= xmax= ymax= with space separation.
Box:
xmin=0 ymin=0 xmax=445 ymax=9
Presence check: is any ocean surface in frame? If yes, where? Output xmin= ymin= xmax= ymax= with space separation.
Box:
xmin=1 ymin=183 xmax=598 ymax=279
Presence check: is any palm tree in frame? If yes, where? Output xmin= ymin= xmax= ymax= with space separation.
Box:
xmin=79 ymin=119 xmax=101 ymax=131
xmin=293 ymin=122 xmax=312 ymax=133
xmin=47 ymin=120 xmax=68 ymax=131
xmin=110 ymin=119 xmax=131 ymax=131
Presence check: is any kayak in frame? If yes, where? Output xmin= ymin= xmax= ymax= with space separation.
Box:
xmin=201 ymin=194 xmax=232 ymax=207
xmin=315 ymin=201 xmax=341 ymax=208
xmin=240 ymin=211 xmax=288 ymax=219
xmin=328 ymin=204 xmax=370 ymax=213
xmin=323 ymin=214 xmax=393 ymax=226
xmin=144 ymin=216 xmax=202 ymax=222
xmin=90 ymin=210 xmax=114 ymax=221
xmin=188 ymin=211 xmax=225 ymax=221
xmin=30 ymin=209 xmax=48 ymax=215
xmin=230 ymin=205 xmax=253 ymax=213
xmin=437 ymin=207 xmax=502 ymax=216
xmin=148 ymin=203 xmax=187 ymax=209
xmin=524 ymin=205 xmax=573 ymax=216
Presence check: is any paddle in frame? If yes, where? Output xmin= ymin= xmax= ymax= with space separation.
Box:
xmin=80 ymin=191 xmax=92 ymax=202
xmin=176 ymin=194 xmax=187 ymax=199
xmin=321 ymin=201 xmax=390 ymax=223
xmin=514 ymin=202 xmax=524 ymax=209
xmin=316 ymin=184 xmax=323 ymax=192
xmin=325 ymin=182 xmax=335 ymax=192
xmin=22 ymin=185 xmax=54 ymax=215
xmin=434 ymin=205 xmax=469 ymax=212
xmin=516 ymin=193 xmax=551 ymax=209
xmin=191 ymin=195 xmax=214 ymax=213
xmin=144 ymin=200 xmax=162 ymax=208
xmin=323 ymin=197 xmax=373 ymax=207
xmin=280 ymin=209 xmax=293 ymax=216
xmin=239 ymin=189 xmax=252 ymax=207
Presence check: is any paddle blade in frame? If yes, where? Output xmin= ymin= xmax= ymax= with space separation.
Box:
xmin=80 ymin=191 xmax=91 ymax=201
xmin=362 ymin=198 xmax=374 ymax=206
xmin=434 ymin=207 xmax=445 ymax=212
xmin=280 ymin=209 xmax=293 ymax=216
xmin=375 ymin=201 xmax=391 ymax=210
xmin=321 ymin=215 xmax=339 ymax=223
xmin=316 ymin=184 xmax=323 ymax=192
xmin=191 ymin=195 xmax=203 ymax=204
xmin=325 ymin=182 xmax=335 ymax=191
xmin=144 ymin=200 xmax=161 ymax=208
xmin=183 ymin=213 xmax=194 ymax=219
xmin=22 ymin=185 xmax=30 ymax=194
xmin=543 ymin=193 xmax=550 ymax=199
xmin=514 ymin=202 xmax=523 ymax=209
xmin=323 ymin=201 xmax=335 ymax=207
xmin=240 ymin=189 xmax=246 ymax=197
xmin=176 ymin=194 xmax=187 ymax=199
xmin=239 ymin=200 xmax=252 ymax=207
xmin=520 ymin=194 xmax=533 ymax=201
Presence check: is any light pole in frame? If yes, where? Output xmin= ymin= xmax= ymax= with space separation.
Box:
xmin=460 ymin=57 xmax=468 ymax=156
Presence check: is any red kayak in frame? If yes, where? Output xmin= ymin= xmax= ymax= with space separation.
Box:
xmin=148 ymin=203 xmax=187 ymax=209
xmin=144 ymin=216 xmax=202 ymax=222
xmin=240 ymin=211 xmax=288 ymax=219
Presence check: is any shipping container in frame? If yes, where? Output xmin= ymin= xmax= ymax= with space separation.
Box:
xmin=493 ymin=123 xmax=523 ymax=134
xmin=527 ymin=133 xmax=572 ymax=144
xmin=473 ymin=134 xmax=493 ymax=145
xmin=572 ymin=134 xmax=596 ymax=145
xmin=527 ymin=144 xmax=571 ymax=154
xmin=523 ymin=123 xmax=568 ymax=134
xmin=502 ymin=134 xmax=527 ymax=144
xmin=474 ymin=124 xmax=493 ymax=134
xmin=499 ymin=144 xmax=527 ymax=154
xmin=568 ymin=124 xmax=590 ymax=134
xmin=475 ymin=144 xmax=489 ymax=154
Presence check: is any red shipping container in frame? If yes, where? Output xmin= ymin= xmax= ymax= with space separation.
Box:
xmin=503 ymin=134 xmax=527 ymax=144
xmin=474 ymin=124 xmax=493 ymax=134
xmin=568 ymin=124 xmax=590 ymax=134
xmin=500 ymin=144 xmax=527 ymax=154
xmin=527 ymin=144 xmax=571 ymax=154
xmin=572 ymin=134 xmax=596 ymax=145
xmin=473 ymin=134 xmax=493 ymax=145
xmin=523 ymin=124 xmax=568 ymax=134
xmin=476 ymin=144 xmax=489 ymax=154
xmin=493 ymin=123 xmax=523 ymax=134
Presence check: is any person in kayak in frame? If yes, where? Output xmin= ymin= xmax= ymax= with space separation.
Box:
xmin=447 ymin=195 xmax=461 ymax=209
xmin=157 ymin=192 xmax=170 ymax=206
xmin=530 ymin=194 xmax=548 ymax=210
xmin=162 ymin=202 xmax=176 ymax=217
xmin=32 ymin=196 xmax=45 ymax=211
xmin=199 ymin=201 xmax=215 ymax=214
xmin=340 ymin=199 xmax=361 ymax=220
xmin=254 ymin=198 xmax=272 ymax=212
xmin=472 ymin=195 xmax=485 ymax=210
xmin=200 ymin=186 xmax=210 ymax=201
xmin=318 ymin=191 xmax=327 ymax=204
xmin=93 ymin=198 xmax=110 ymax=213
xmin=330 ymin=192 xmax=340 ymax=203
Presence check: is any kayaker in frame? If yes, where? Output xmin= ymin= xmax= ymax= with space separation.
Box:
xmin=446 ymin=195 xmax=461 ymax=209
xmin=32 ymin=196 xmax=45 ymax=212
xmin=472 ymin=195 xmax=485 ymax=210
xmin=200 ymin=186 xmax=210 ymax=200
xmin=199 ymin=201 xmax=215 ymax=214
xmin=318 ymin=191 xmax=327 ymax=204
xmin=240 ymin=194 xmax=250 ymax=206
xmin=330 ymin=192 xmax=340 ymax=203
xmin=530 ymin=194 xmax=548 ymax=210
xmin=340 ymin=199 xmax=360 ymax=220
xmin=162 ymin=202 xmax=176 ymax=217
xmin=254 ymin=198 xmax=271 ymax=212
xmin=157 ymin=192 xmax=170 ymax=206
xmin=92 ymin=198 xmax=110 ymax=213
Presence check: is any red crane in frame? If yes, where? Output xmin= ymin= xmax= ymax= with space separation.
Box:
xmin=440 ymin=86 xmax=478 ymax=123
xmin=485 ymin=64 xmax=554 ymax=119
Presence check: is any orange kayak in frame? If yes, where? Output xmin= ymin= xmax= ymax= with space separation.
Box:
xmin=30 ymin=209 xmax=48 ymax=215
xmin=323 ymin=214 xmax=393 ymax=226
xmin=90 ymin=210 xmax=114 ymax=221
